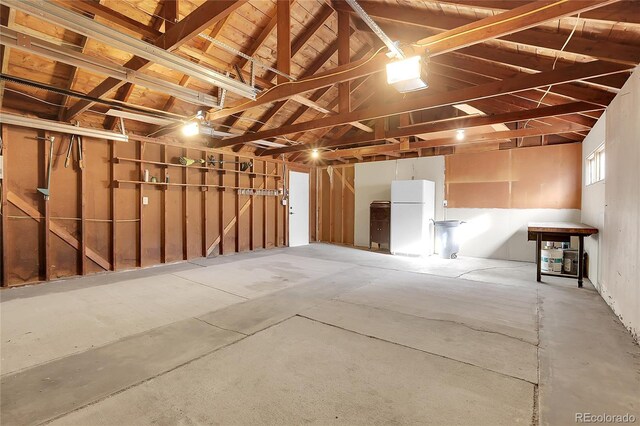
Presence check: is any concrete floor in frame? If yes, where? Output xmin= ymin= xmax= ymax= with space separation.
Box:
xmin=1 ymin=243 xmax=638 ymax=425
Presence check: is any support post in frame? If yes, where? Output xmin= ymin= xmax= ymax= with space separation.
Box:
xmin=80 ymin=134 xmax=87 ymax=275
xmin=578 ymin=235 xmax=584 ymax=288
xmin=235 ymin=155 xmax=240 ymax=252
xmin=1 ymin=125 xmax=8 ymax=285
xmin=161 ymin=145 xmax=167 ymax=263
xmin=110 ymin=139 xmax=116 ymax=271
xmin=263 ymin=160 xmax=268 ymax=248
xmin=536 ymin=233 xmax=542 ymax=283
xmin=138 ymin=141 xmax=145 ymax=267
xmin=218 ymin=153 xmax=225 ymax=255
xmin=182 ymin=147 xmax=188 ymax=259
xmin=249 ymin=170 xmax=255 ymax=251
xmin=43 ymin=131 xmax=51 ymax=281
xmin=202 ymin=149 xmax=208 ymax=257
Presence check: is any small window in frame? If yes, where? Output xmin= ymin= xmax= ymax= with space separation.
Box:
xmin=586 ymin=143 xmax=605 ymax=185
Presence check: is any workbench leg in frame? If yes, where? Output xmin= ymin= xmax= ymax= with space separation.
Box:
xmin=536 ymin=233 xmax=542 ymax=283
xmin=578 ymin=235 xmax=584 ymax=288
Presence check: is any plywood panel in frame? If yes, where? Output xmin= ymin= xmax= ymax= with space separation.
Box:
xmin=446 ymin=144 xmax=581 ymax=209
xmin=511 ymin=144 xmax=582 ymax=209
xmin=447 ymin=182 xmax=511 ymax=208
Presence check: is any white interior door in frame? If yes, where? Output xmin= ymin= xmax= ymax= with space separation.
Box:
xmin=288 ymin=171 xmax=309 ymax=247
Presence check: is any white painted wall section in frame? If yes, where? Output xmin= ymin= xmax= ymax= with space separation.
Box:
xmin=446 ymin=208 xmax=581 ymax=262
xmin=602 ymin=67 xmax=639 ymax=341
xmin=354 ymin=157 xmax=445 ymax=248
xmin=581 ymin=112 xmax=606 ymax=290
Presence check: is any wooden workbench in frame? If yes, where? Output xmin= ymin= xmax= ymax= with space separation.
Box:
xmin=528 ymin=222 xmax=599 ymax=288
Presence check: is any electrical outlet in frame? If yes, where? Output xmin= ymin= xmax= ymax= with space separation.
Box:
xmin=142 ymin=196 xmax=149 ymax=205
xmin=443 ymin=200 xmax=448 ymax=207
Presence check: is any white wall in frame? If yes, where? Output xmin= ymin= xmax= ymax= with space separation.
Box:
xmin=581 ymin=113 xmax=606 ymax=289
xmin=583 ymin=67 xmax=640 ymax=341
xmin=354 ymin=157 xmax=445 ymax=247
xmin=447 ymin=208 xmax=581 ymax=262
xmin=354 ymin=157 xmax=578 ymax=262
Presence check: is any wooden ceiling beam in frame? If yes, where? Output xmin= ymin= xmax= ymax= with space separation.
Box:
xmin=432 ymin=56 xmax=616 ymax=106
xmin=64 ymin=0 xmax=247 ymax=122
xmin=217 ymin=27 xmax=357 ymax=150
xmin=162 ymin=0 xmax=178 ymax=31
xmin=267 ymin=100 xmax=601 ymax=155
xmin=337 ymin=6 xmax=350 ymax=114
xmin=434 ymin=0 xmax=640 ymax=25
xmin=457 ymin=44 xmax=630 ymax=91
xmin=255 ymin=74 xmax=371 ymax=154
xmin=341 ymin=1 xmax=639 ymax=65
xmin=217 ymin=59 xmax=627 ymax=147
xmin=0 ymin=4 xmax=15 ymax=108
xmin=321 ymin=122 xmax=586 ymax=159
xmin=429 ymin=63 xmax=607 ymax=124
xmin=222 ymin=2 xmax=329 ymax=137
xmin=58 ymin=34 xmax=90 ymax=121
xmin=277 ymin=0 xmax=291 ymax=85
xmin=249 ymin=48 xmax=375 ymax=155
xmin=54 ymin=0 xmax=161 ymax=40
xmin=208 ymin=0 xmax=621 ymax=122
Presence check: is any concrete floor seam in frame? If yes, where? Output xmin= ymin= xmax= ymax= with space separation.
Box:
xmin=193 ymin=317 xmax=249 ymax=336
xmin=170 ymin=274 xmax=250 ymax=300
xmin=330 ymin=298 xmax=539 ymax=346
xmin=454 ymin=264 xmax=534 ymax=279
xmin=532 ymin=284 xmax=541 ymax=426
xmin=40 ymin=314 xmax=301 ymax=425
xmin=295 ymin=314 xmax=539 ymax=387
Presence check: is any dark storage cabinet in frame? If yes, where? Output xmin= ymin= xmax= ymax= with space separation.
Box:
xmin=370 ymin=201 xmax=391 ymax=250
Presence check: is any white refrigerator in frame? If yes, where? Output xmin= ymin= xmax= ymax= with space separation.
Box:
xmin=390 ymin=180 xmax=436 ymax=256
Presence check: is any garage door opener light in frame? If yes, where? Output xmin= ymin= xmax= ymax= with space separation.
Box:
xmin=386 ymin=55 xmax=429 ymax=93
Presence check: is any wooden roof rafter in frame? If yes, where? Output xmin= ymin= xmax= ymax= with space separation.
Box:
xmin=228 ymin=4 xmax=344 ymax=153
xmin=215 ymin=59 xmax=629 ymax=149
xmin=207 ymin=0 xmax=623 ymax=123
xmin=340 ymin=1 xmax=640 ymax=65
xmin=61 ymin=0 xmax=248 ymax=122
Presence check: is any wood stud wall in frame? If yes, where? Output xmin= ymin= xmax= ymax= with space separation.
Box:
xmin=0 ymin=124 xmax=292 ymax=287
xmin=317 ymin=164 xmax=354 ymax=246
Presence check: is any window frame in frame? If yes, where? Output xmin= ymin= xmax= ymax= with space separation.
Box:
xmin=586 ymin=143 xmax=605 ymax=186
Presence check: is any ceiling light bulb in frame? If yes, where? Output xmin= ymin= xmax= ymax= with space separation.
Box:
xmin=311 ymin=149 xmax=319 ymax=159
xmin=182 ymin=122 xmax=199 ymax=137
xmin=456 ymin=129 xmax=465 ymax=141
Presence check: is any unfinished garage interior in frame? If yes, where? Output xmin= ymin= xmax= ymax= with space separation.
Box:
xmin=0 ymin=0 xmax=639 ymax=424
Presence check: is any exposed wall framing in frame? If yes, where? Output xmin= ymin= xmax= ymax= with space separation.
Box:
xmin=317 ymin=164 xmax=354 ymax=246
xmin=0 ymin=124 xmax=293 ymax=287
